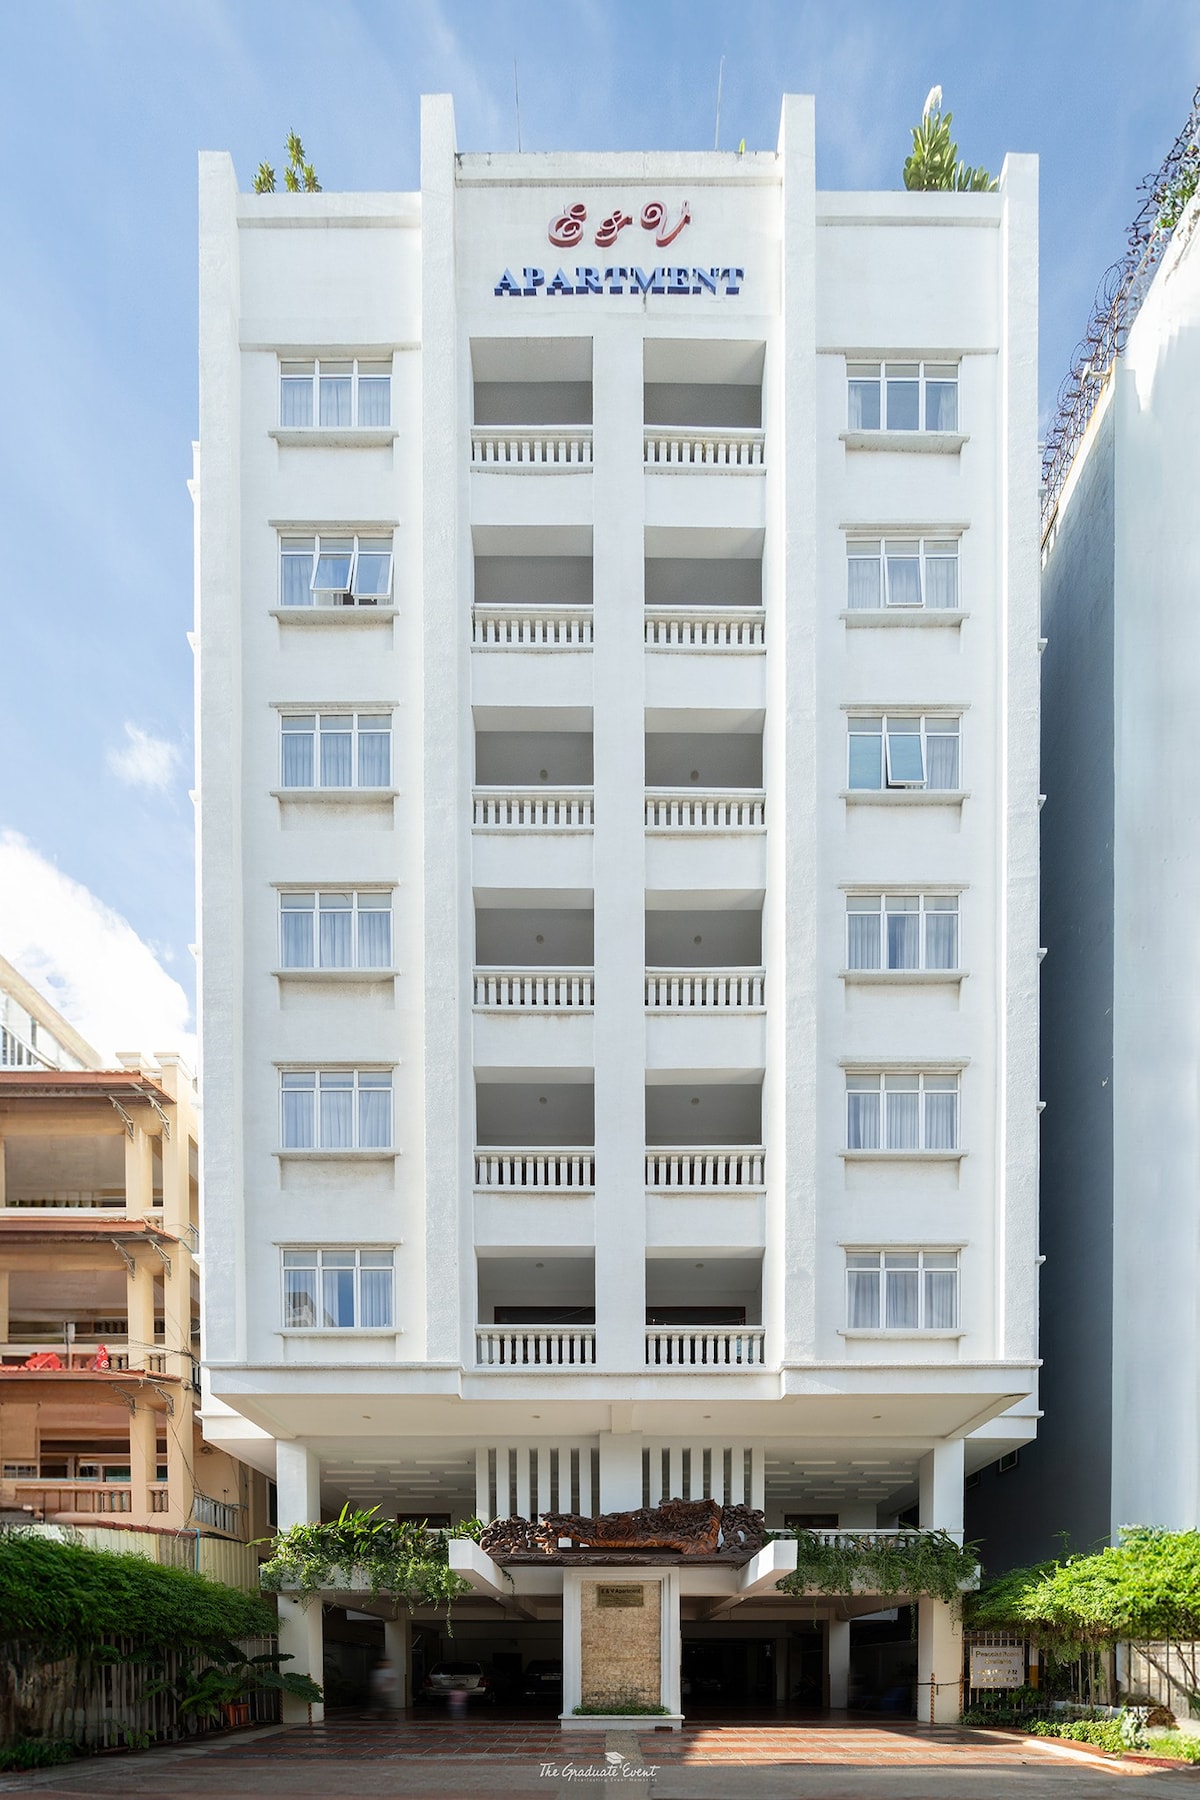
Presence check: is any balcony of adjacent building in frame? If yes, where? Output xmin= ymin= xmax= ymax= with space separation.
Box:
xmin=473 ymin=893 xmax=594 ymax=1069
xmin=645 ymin=893 xmax=765 ymax=1071
xmin=471 ymin=528 xmax=593 ymax=680
xmin=473 ymin=709 xmax=594 ymax=890
xmin=474 ymin=1252 xmax=597 ymax=1370
xmin=643 ymin=341 xmax=766 ymax=535
xmin=645 ymin=711 xmax=766 ymax=891
xmin=469 ymin=338 xmax=593 ymax=503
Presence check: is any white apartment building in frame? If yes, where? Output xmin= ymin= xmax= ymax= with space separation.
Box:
xmin=196 ymin=95 xmax=1040 ymax=1721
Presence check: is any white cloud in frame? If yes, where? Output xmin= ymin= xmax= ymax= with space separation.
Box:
xmin=106 ymin=722 xmax=182 ymax=793
xmin=0 ymin=832 xmax=194 ymax=1067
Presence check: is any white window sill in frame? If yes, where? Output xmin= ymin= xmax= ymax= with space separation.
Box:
xmin=269 ymin=607 xmax=396 ymax=626
xmin=840 ymin=969 xmax=966 ymax=986
xmin=270 ymin=788 xmax=399 ymax=804
xmin=841 ymin=610 xmax=968 ymax=629
xmin=838 ymin=1329 xmax=964 ymax=1340
xmin=274 ymin=1148 xmax=398 ymax=1163
xmin=270 ymin=428 xmax=398 ymax=448
xmin=273 ymin=968 xmax=397 ymax=982
xmin=841 ymin=789 xmax=968 ymax=808
xmin=278 ymin=1327 xmax=401 ymax=1338
xmin=839 ymin=1149 xmax=965 ymax=1164
xmin=840 ymin=431 xmax=968 ymax=455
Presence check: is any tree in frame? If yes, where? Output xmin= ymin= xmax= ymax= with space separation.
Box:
xmin=903 ymin=87 xmax=996 ymax=193
xmin=254 ymin=131 xmax=320 ymax=195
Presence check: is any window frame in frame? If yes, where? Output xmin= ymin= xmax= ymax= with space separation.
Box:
xmin=845 ymin=536 xmax=961 ymax=612
xmin=278 ymin=357 xmax=392 ymax=430
xmin=844 ymin=1249 xmax=960 ymax=1332
xmin=278 ymin=532 xmax=395 ymax=608
xmin=279 ymin=1068 xmax=394 ymax=1152
xmin=281 ymin=1245 xmax=396 ymax=1331
xmin=845 ymin=892 xmax=961 ymax=972
xmin=278 ymin=711 xmax=393 ymax=791
xmin=278 ymin=890 xmax=394 ymax=971
xmin=845 ymin=360 xmax=960 ymax=433
xmin=846 ymin=713 xmax=962 ymax=793
xmin=844 ymin=1070 xmax=961 ymax=1152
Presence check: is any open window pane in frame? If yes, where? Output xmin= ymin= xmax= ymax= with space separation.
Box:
xmin=312 ymin=541 xmax=354 ymax=595
xmin=885 ymin=722 xmax=925 ymax=786
xmin=352 ymin=548 xmax=393 ymax=599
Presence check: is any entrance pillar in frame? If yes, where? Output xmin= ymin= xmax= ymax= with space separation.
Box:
xmin=917 ymin=1437 xmax=965 ymax=1723
xmin=275 ymin=1441 xmax=324 ymax=1723
xmin=384 ymin=1614 xmax=412 ymax=1708
xmin=827 ymin=1617 xmax=851 ymax=1709
xmin=561 ymin=1568 xmax=682 ymax=1727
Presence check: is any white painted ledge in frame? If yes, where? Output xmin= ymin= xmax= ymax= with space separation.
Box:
xmin=841 ymin=610 xmax=968 ymax=629
xmin=840 ymin=431 xmax=969 ymax=454
xmin=270 ymin=607 xmax=397 ymax=627
xmin=270 ymin=428 xmax=397 ymax=448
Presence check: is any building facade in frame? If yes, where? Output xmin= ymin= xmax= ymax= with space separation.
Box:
xmin=196 ymin=96 xmax=1041 ymax=1718
xmin=0 ymin=959 xmax=268 ymax=1553
xmin=968 ymin=165 xmax=1200 ymax=1567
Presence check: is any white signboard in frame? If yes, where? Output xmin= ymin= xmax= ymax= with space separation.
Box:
xmin=969 ymin=1645 xmax=1025 ymax=1690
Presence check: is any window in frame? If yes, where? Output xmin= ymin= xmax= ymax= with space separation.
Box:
xmin=282 ymin=1247 xmax=394 ymax=1329
xmin=279 ymin=891 xmax=392 ymax=970
xmin=847 ymin=362 xmax=959 ymax=432
xmin=847 ymin=715 xmax=960 ymax=791
xmin=279 ymin=713 xmax=391 ymax=789
xmin=846 ymin=1072 xmax=960 ymax=1150
xmin=846 ymin=894 xmax=959 ymax=971
xmin=846 ymin=538 xmax=960 ymax=610
xmin=279 ymin=359 xmax=391 ymax=428
xmin=280 ymin=1070 xmax=393 ymax=1150
xmin=279 ymin=534 xmax=394 ymax=607
xmin=845 ymin=1251 xmax=959 ymax=1331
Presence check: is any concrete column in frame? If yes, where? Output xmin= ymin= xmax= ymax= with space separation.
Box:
xmin=0 ymin=1270 xmax=9 ymax=1344
xmin=124 ymin=1125 xmax=154 ymax=1216
xmin=384 ymin=1614 xmax=412 ymax=1708
xmin=128 ymin=1403 xmax=157 ymax=1524
xmin=917 ymin=1597 xmax=963 ymax=1725
xmin=918 ymin=1438 xmax=965 ymax=1539
xmin=162 ymin=1245 xmax=192 ymax=1384
xmin=275 ymin=1442 xmax=324 ymax=1722
xmin=125 ymin=1252 xmax=155 ymax=1370
xmin=597 ymin=1430 xmax=643 ymax=1512
xmin=827 ymin=1617 xmax=851 ymax=1709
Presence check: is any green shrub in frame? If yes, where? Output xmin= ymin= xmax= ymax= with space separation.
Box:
xmin=1026 ymin=1717 xmax=1127 ymax=1754
xmin=0 ymin=1530 xmax=276 ymax=1653
xmin=258 ymin=1506 xmax=476 ymax=1609
xmin=0 ymin=1741 xmax=75 ymax=1770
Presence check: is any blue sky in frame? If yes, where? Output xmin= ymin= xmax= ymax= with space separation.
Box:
xmin=0 ymin=0 xmax=1197 ymax=1051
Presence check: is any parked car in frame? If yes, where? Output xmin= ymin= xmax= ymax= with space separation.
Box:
xmin=418 ymin=1660 xmax=493 ymax=1703
xmin=521 ymin=1658 xmax=563 ymax=1700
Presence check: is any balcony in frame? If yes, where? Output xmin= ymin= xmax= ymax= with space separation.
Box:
xmin=471 ymin=338 xmax=592 ymax=473
xmin=643 ymin=340 xmax=764 ymax=476
xmin=644 ymin=428 xmax=763 ymax=470
xmin=473 ymin=607 xmax=592 ymax=648
xmin=645 ymin=791 xmax=764 ymax=830
xmin=644 ymin=1147 xmax=765 ymax=1190
xmin=644 ymin=719 xmax=764 ymax=832
xmin=192 ymin=1493 xmax=242 ymax=1535
xmin=10 ymin=1480 xmax=136 ymax=1517
xmin=645 ymin=607 xmax=764 ymax=650
xmin=471 ymin=428 xmax=592 ymax=469
xmin=475 ymin=1076 xmax=595 ymax=1193
xmin=645 ymin=969 xmax=763 ymax=1009
xmin=474 ymin=1150 xmax=595 ymax=1192
xmin=474 ymin=790 xmax=593 ymax=829
xmin=645 ymin=1326 xmax=766 ymax=1367
xmin=646 ymin=1079 xmax=763 ymax=1194
xmin=475 ymin=1325 xmax=597 ymax=1367
xmin=475 ymin=969 xmax=594 ymax=1009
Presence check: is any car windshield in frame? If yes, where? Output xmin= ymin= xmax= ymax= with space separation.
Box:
xmin=431 ymin=1662 xmax=481 ymax=1676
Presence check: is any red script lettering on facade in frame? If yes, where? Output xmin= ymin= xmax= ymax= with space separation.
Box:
xmin=548 ymin=202 xmax=692 ymax=249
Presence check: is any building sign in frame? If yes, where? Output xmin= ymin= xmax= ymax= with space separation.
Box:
xmin=595 ymin=1583 xmax=646 ymax=1609
xmin=494 ymin=199 xmax=744 ymax=298
xmin=969 ymin=1645 xmax=1025 ymax=1689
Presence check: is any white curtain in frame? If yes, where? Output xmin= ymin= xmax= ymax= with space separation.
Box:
xmin=924 ymin=1266 xmax=958 ymax=1329
xmin=925 ymin=1088 xmax=958 ymax=1150
xmin=321 ymin=1266 xmax=355 ymax=1327
xmin=357 ymin=378 xmax=390 ymax=427
xmin=319 ymin=903 xmax=353 ymax=968
xmin=280 ymin=554 xmax=313 ymax=607
xmin=357 ymin=907 xmax=391 ymax=968
xmin=924 ymin=908 xmax=958 ymax=969
xmin=283 ymin=1269 xmax=317 ymax=1327
xmin=319 ymin=1081 xmax=354 ymax=1149
xmin=928 ymin=382 xmax=958 ymax=432
xmin=847 ymin=558 xmax=881 ymax=609
xmin=281 ymin=908 xmax=314 ymax=969
xmin=360 ymin=1265 xmax=393 ymax=1327
xmin=281 ymin=1086 xmax=314 ymax=1150
xmin=925 ymin=555 xmax=958 ymax=609
xmin=319 ymin=376 xmax=352 ymax=427
xmin=846 ymin=1089 xmax=880 ymax=1150
xmin=885 ymin=1266 xmax=920 ymax=1329
xmin=885 ymin=902 xmax=920 ymax=969
xmin=279 ymin=381 xmax=312 ymax=428
xmin=846 ymin=1267 xmax=880 ymax=1329
xmin=885 ymin=1087 xmax=919 ymax=1150
xmin=847 ymin=379 xmax=880 ymax=430
xmin=281 ymin=733 xmax=314 ymax=788
xmin=885 ymin=554 xmax=921 ymax=607
xmin=358 ymin=1083 xmax=392 ymax=1149
xmin=847 ymin=912 xmax=881 ymax=970
xmin=319 ymin=729 xmax=354 ymax=788
xmin=925 ymin=732 xmax=959 ymax=790
xmin=357 ymin=729 xmax=391 ymax=787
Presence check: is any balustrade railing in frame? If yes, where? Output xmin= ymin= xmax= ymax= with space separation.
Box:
xmin=473 ymin=788 xmax=594 ymax=829
xmin=644 ymin=789 xmax=765 ymax=830
xmin=644 ymin=427 xmax=764 ymax=469
xmin=472 ymin=428 xmax=593 ymax=468
xmin=11 ymin=1481 xmax=134 ymax=1516
xmin=0 ymin=1027 xmax=52 ymax=1069
xmin=192 ymin=1492 xmax=241 ymax=1533
xmin=645 ymin=1147 xmax=765 ymax=1190
xmin=644 ymin=607 xmax=765 ymax=649
xmin=645 ymin=1327 xmax=766 ymax=1368
xmin=645 ymin=969 xmax=764 ymax=1009
xmin=474 ymin=1149 xmax=595 ymax=1192
xmin=472 ymin=607 xmax=593 ymax=647
xmin=474 ymin=969 xmax=594 ymax=1009
xmin=475 ymin=1326 xmax=596 ymax=1368
xmin=1 ymin=1341 xmax=133 ymax=1371
xmin=3 ymin=1191 xmax=127 ymax=1209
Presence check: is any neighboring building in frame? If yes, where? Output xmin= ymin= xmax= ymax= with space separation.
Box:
xmin=967 ymin=111 xmax=1200 ymax=1566
xmin=196 ymin=96 xmax=1040 ymax=1720
xmin=0 ymin=959 xmax=270 ymax=1552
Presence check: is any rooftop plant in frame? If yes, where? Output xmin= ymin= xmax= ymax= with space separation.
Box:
xmin=903 ymin=88 xmax=997 ymax=193
xmin=254 ymin=131 xmax=320 ymax=194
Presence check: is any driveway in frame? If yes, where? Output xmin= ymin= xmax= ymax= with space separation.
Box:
xmin=2 ymin=1716 xmax=1196 ymax=1798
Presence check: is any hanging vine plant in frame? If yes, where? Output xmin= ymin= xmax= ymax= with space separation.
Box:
xmin=258 ymin=1507 xmax=483 ymax=1612
xmin=776 ymin=1529 xmax=980 ymax=1609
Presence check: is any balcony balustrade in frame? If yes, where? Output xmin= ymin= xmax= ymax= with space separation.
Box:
xmin=472 ymin=606 xmax=593 ymax=648
xmin=192 ymin=1493 xmax=242 ymax=1533
xmin=645 ymin=968 xmax=764 ymax=1010
xmin=475 ymin=1325 xmax=597 ymax=1368
xmin=644 ymin=427 xmax=764 ymax=469
xmin=474 ymin=788 xmax=594 ymax=829
xmin=0 ymin=1027 xmax=52 ymax=1069
xmin=474 ymin=1149 xmax=595 ymax=1192
xmin=11 ymin=1480 xmax=134 ymax=1517
xmin=3 ymin=1191 xmax=130 ymax=1210
xmin=644 ymin=607 xmax=765 ymax=650
xmin=474 ymin=969 xmax=594 ymax=1009
xmin=644 ymin=1147 xmax=765 ymax=1190
xmin=471 ymin=427 xmax=593 ymax=468
xmin=644 ymin=1326 xmax=766 ymax=1367
xmin=0 ymin=1338 xmax=170 ymax=1374
xmin=644 ymin=790 xmax=765 ymax=830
